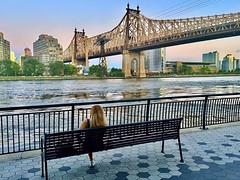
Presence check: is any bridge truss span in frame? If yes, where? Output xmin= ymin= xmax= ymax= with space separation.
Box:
xmin=63 ymin=4 xmax=240 ymax=69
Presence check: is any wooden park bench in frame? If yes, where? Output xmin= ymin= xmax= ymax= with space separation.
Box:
xmin=41 ymin=117 xmax=184 ymax=179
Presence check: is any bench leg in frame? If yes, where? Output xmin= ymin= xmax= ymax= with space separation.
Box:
xmin=41 ymin=147 xmax=44 ymax=177
xmin=41 ymin=155 xmax=44 ymax=177
xmin=178 ymin=137 xmax=184 ymax=162
xmin=45 ymin=160 xmax=48 ymax=180
xmin=161 ymin=140 xmax=164 ymax=153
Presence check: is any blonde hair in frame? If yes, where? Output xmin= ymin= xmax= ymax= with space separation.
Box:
xmin=90 ymin=105 xmax=108 ymax=128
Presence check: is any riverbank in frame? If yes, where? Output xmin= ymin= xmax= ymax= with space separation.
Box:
xmin=0 ymin=75 xmax=101 ymax=81
xmin=0 ymin=74 xmax=239 ymax=81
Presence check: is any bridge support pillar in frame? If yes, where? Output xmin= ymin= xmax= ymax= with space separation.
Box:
xmin=122 ymin=50 xmax=131 ymax=77
xmin=137 ymin=51 xmax=146 ymax=78
xmin=122 ymin=50 xmax=146 ymax=78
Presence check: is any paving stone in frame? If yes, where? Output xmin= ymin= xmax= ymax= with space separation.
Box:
xmin=0 ymin=123 xmax=240 ymax=180
xmin=137 ymin=172 xmax=150 ymax=178
xmin=126 ymin=174 xmax=139 ymax=179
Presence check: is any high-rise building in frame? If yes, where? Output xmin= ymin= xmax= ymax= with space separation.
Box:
xmin=33 ymin=34 xmax=63 ymax=64
xmin=236 ymin=59 xmax=240 ymax=69
xmin=20 ymin=48 xmax=38 ymax=66
xmin=24 ymin=47 xmax=32 ymax=57
xmin=144 ymin=48 xmax=166 ymax=73
xmin=222 ymin=54 xmax=234 ymax=71
xmin=0 ymin=32 xmax=10 ymax=60
xmin=10 ymin=51 xmax=16 ymax=62
xmin=19 ymin=53 xmax=23 ymax=66
xmin=33 ymin=34 xmax=63 ymax=75
xmin=202 ymin=51 xmax=219 ymax=68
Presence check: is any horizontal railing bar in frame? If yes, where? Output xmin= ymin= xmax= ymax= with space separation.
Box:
xmin=1 ymin=93 xmax=240 ymax=111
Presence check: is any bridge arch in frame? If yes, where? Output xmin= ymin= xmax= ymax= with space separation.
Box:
xmin=122 ymin=50 xmax=146 ymax=78
xmin=131 ymin=58 xmax=137 ymax=76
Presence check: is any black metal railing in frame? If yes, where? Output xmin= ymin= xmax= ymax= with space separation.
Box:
xmin=0 ymin=93 xmax=240 ymax=155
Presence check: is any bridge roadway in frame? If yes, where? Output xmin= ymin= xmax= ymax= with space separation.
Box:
xmin=74 ymin=23 xmax=240 ymax=62
xmin=1 ymin=121 xmax=240 ymax=179
xmin=77 ymin=26 xmax=240 ymax=61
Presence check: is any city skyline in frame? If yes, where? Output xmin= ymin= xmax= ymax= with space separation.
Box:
xmin=1 ymin=0 xmax=240 ymax=68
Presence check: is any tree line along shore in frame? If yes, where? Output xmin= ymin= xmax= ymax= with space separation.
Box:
xmin=0 ymin=74 xmax=239 ymax=81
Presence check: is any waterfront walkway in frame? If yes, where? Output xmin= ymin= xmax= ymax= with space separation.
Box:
xmin=0 ymin=122 xmax=239 ymax=180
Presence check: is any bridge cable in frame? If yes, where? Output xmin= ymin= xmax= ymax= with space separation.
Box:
xmin=151 ymin=0 xmax=222 ymax=19
xmin=163 ymin=0 xmax=221 ymax=19
xmin=151 ymin=0 xmax=218 ymax=18
xmin=150 ymin=0 xmax=194 ymax=18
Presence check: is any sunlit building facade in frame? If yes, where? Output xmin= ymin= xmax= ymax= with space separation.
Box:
xmin=33 ymin=34 xmax=63 ymax=64
xmin=33 ymin=34 xmax=63 ymax=75
xmin=0 ymin=32 xmax=10 ymax=60
xmin=10 ymin=51 xmax=16 ymax=62
xmin=222 ymin=54 xmax=234 ymax=71
xmin=202 ymin=51 xmax=219 ymax=68
xmin=144 ymin=48 xmax=166 ymax=73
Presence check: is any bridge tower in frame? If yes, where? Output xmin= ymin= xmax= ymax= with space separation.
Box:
xmin=122 ymin=4 xmax=146 ymax=78
xmin=72 ymin=28 xmax=89 ymax=67
xmin=95 ymin=36 xmax=110 ymax=68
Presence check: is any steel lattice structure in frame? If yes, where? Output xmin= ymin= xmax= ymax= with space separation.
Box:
xmin=63 ymin=4 xmax=240 ymax=62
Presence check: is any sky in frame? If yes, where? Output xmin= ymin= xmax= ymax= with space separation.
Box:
xmin=1 ymin=0 xmax=240 ymax=68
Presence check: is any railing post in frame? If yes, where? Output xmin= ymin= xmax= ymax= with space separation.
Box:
xmin=71 ymin=105 xmax=75 ymax=131
xmin=146 ymin=100 xmax=151 ymax=122
xmin=202 ymin=96 xmax=208 ymax=130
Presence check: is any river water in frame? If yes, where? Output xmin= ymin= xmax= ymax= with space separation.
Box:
xmin=0 ymin=76 xmax=240 ymax=107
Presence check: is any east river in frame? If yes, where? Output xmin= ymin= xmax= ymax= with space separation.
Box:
xmin=1 ymin=76 xmax=240 ymax=107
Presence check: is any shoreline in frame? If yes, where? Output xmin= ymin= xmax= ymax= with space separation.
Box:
xmin=0 ymin=74 xmax=239 ymax=81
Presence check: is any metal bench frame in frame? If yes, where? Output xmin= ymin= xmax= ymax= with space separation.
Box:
xmin=41 ymin=118 xmax=184 ymax=179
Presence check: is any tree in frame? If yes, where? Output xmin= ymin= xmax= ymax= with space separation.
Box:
xmin=49 ymin=61 xmax=64 ymax=76
xmin=89 ymin=65 xmax=107 ymax=77
xmin=234 ymin=68 xmax=240 ymax=74
xmin=22 ymin=59 xmax=44 ymax=76
xmin=64 ymin=64 xmax=77 ymax=75
xmin=178 ymin=64 xmax=193 ymax=75
xmin=200 ymin=66 xmax=211 ymax=74
xmin=0 ymin=60 xmax=21 ymax=76
xmin=218 ymin=69 xmax=227 ymax=74
xmin=108 ymin=68 xmax=125 ymax=77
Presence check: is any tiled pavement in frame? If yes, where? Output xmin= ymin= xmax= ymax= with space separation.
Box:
xmin=0 ymin=122 xmax=240 ymax=180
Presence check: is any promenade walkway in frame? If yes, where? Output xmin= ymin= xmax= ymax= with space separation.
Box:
xmin=0 ymin=122 xmax=239 ymax=180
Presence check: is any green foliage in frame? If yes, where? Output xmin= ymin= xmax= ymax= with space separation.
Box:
xmin=218 ymin=68 xmax=240 ymax=74
xmin=108 ymin=68 xmax=124 ymax=77
xmin=49 ymin=61 xmax=78 ymax=76
xmin=0 ymin=60 xmax=21 ymax=76
xmin=22 ymin=59 xmax=44 ymax=76
xmin=89 ymin=65 xmax=107 ymax=77
xmin=64 ymin=64 xmax=77 ymax=75
xmin=178 ymin=64 xmax=193 ymax=75
xmin=49 ymin=61 xmax=64 ymax=76
xmin=234 ymin=68 xmax=240 ymax=74
xmin=217 ymin=69 xmax=227 ymax=74
xmin=200 ymin=66 xmax=211 ymax=74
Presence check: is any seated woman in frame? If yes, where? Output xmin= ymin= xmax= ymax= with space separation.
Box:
xmin=80 ymin=105 xmax=108 ymax=167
